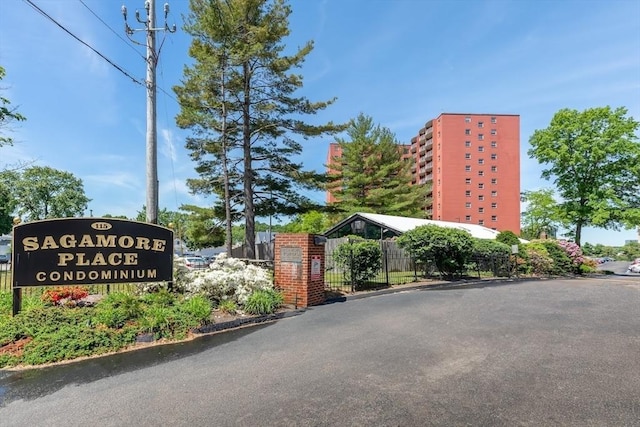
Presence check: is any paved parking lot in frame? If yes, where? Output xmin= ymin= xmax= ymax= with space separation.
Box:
xmin=1 ymin=276 xmax=639 ymax=426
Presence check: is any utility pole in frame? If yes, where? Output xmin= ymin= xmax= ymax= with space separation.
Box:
xmin=122 ymin=0 xmax=175 ymax=224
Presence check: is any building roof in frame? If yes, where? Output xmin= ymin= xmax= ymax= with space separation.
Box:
xmin=324 ymin=212 xmax=518 ymax=240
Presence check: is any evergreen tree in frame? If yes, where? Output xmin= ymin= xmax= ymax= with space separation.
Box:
xmin=328 ymin=113 xmax=429 ymax=217
xmin=175 ymin=0 xmax=343 ymax=258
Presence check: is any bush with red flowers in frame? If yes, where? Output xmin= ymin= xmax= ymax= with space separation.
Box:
xmin=41 ymin=286 xmax=89 ymax=306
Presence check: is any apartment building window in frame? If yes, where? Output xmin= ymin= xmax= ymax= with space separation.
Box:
xmin=478 ymin=121 xmax=484 ymax=128
xmin=465 ymin=116 xmax=471 ymax=123
xmin=491 ymin=202 xmax=497 ymax=208
xmin=491 ymin=215 xmax=497 ymax=221
xmin=465 ymin=129 xmax=471 ymax=135
xmin=466 ymin=190 xmax=471 ymax=197
xmin=478 ymin=207 xmax=484 ymax=213
xmin=478 ymin=134 xmax=484 ymax=140
xmin=491 ymin=116 xmax=497 ymax=124
xmin=491 ymin=165 xmax=497 ymax=172
xmin=491 ymin=178 xmax=497 ymax=184
xmin=491 ymin=153 xmax=497 ymax=160
xmin=466 ymin=202 xmax=471 ymax=208
xmin=465 ymin=215 xmax=471 ymax=221
xmin=478 ymin=183 xmax=485 ymax=189
xmin=478 ymin=159 xmax=485 ymax=165
xmin=478 ymin=146 xmax=484 ymax=152
xmin=491 ymin=190 xmax=498 ymax=197
xmin=465 ymin=165 xmax=471 ymax=172
xmin=465 ymin=153 xmax=471 ymax=159
xmin=478 ymin=171 xmax=484 ymax=176
xmin=478 ymin=195 xmax=485 ymax=201
xmin=491 ymin=141 xmax=497 ymax=148
xmin=479 ymin=219 xmax=485 ymax=225
xmin=491 ymin=129 xmax=497 ymax=135
xmin=465 ymin=140 xmax=471 ymax=147
xmin=465 ymin=178 xmax=471 ymax=184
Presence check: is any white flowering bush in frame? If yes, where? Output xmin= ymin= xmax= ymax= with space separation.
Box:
xmin=182 ymin=254 xmax=274 ymax=305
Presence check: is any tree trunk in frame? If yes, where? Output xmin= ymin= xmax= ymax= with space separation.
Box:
xmin=242 ymin=61 xmax=255 ymax=259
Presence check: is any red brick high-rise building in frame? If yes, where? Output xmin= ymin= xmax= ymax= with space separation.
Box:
xmin=326 ymin=113 xmax=520 ymax=234
xmin=411 ymin=113 xmax=520 ymax=233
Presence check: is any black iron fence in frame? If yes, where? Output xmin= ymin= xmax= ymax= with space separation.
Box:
xmin=323 ymin=239 xmax=514 ymax=294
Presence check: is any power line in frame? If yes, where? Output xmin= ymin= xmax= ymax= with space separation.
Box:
xmin=23 ymin=0 xmax=144 ymax=86
xmin=78 ymin=0 xmax=145 ymax=60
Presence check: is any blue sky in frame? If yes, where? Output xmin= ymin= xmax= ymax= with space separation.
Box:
xmin=0 ymin=0 xmax=639 ymax=245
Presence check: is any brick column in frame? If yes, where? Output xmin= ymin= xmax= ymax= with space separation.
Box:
xmin=274 ymin=233 xmax=325 ymax=308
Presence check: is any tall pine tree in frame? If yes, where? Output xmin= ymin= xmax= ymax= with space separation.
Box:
xmin=175 ymin=0 xmax=343 ymax=258
xmin=328 ymin=114 xmax=430 ymax=218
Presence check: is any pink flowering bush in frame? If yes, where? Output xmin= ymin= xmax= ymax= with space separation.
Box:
xmin=557 ymin=240 xmax=585 ymax=272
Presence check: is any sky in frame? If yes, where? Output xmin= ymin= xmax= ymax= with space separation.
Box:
xmin=0 ymin=0 xmax=639 ymax=246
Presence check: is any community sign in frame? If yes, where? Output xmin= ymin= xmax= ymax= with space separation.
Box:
xmin=12 ymin=218 xmax=173 ymax=287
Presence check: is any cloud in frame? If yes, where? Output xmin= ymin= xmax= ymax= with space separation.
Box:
xmin=84 ymin=172 xmax=140 ymax=190
xmin=161 ymin=128 xmax=177 ymax=162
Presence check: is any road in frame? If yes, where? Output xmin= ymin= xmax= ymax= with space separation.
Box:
xmin=1 ymin=276 xmax=639 ymax=426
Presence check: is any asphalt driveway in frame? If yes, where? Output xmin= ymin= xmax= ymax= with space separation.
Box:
xmin=1 ymin=275 xmax=639 ymax=426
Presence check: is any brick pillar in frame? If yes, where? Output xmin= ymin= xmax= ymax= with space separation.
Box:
xmin=274 ymin=233 xmax=325 ymax=308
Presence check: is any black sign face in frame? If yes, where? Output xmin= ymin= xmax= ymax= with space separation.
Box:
xmin=12 ymin=218 xmax=173 ymax=287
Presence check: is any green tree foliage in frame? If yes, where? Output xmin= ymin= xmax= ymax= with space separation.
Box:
xmin=333 ymin=236 xmax=382 ymax=287
xmin=0 ymin=66 xmax=26 ymax=147
xmin=180 ymin=204 xmax=225 ymax=250
xmin=175 ymin=0 xmax=344 ymax=258
xmin=328 ymin=113 xmax=430 ymax=217
xmin=620 ymin=241 xmax=640 ymax=261
xmin=282 ymin=210 xmax=331 ymax=233
xmin=9 ymin=166 xmax=90 ymax=221
xmin=0 ymin=171 xmax=18 ymax=233
xmin=520 ymin=189 xmax=563 ymax=240
xmin=528 ymin=106 xmax=640 ymax=245
xmin=496 ymin=230 xmax=520 ymax=247
xmin=135 ymin=206 xmax=187 ymax=228
xmin=397 ymin=225 xmax=474 ymax=278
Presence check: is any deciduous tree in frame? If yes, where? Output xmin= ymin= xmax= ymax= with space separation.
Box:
xmin=11 ymin=166 xmax=90 ymax=221
xmin=520 ymin=188 xmax=563 ymax=240
xmin=528 ymin=106 xmax=640 ymax=245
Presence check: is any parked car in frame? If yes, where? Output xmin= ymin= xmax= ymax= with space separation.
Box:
xmin=0 ymin=254 xmax=9 ymax=264
xmin=627 ymin=261 xmax=640 ymax=274
xmin=181 ymin=256 xmax=209 ymax=271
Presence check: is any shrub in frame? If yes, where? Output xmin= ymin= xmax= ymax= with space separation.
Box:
xmin=182 ymin=254 xmax=274 ymax=304
xmin=94 ymin=292 xmax=143 ymax=328
xmin=524 ymin=242 xmax=554 ymax=276
xmin=243 ymin=289 xmax=284 ymax=315
xmin=178 ymin=295 xmax=212 ymax=323
xmin=496 ymin=230 xmax=521 ymax=247
xmin=472 ymin=239 xmax=511 ymax=277
xmin=42 ymin=286 xmax=89 ymax=306
xmin=218 ymin=299 xmax=238 ymax=314
xmin=333 ymin=237 xmax=382 ymax=287
xmin=556 ymin=240 xmax=585 ymax=273
xmin=397 ymin=225 xmax=474 ymax=279
xmin=540 ymin=240 xmax=574 ymax=275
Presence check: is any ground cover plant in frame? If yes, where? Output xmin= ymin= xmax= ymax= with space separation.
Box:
xmin=0 ymin=256 xmax=283 ymax=368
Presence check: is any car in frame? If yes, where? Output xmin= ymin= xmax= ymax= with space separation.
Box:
xmin=181 ymin=256 xmax=209 ymax=270
xmin=0 ymin=254 xmax=9 ymax=264
xmin=627 ymin=262 xmax=640 ymax=274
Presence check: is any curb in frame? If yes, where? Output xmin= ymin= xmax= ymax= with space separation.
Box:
xmin=193 ymin=307 xmax=306 ymax=334
xmin=323 ymin=275 xmax=551 ymax=304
